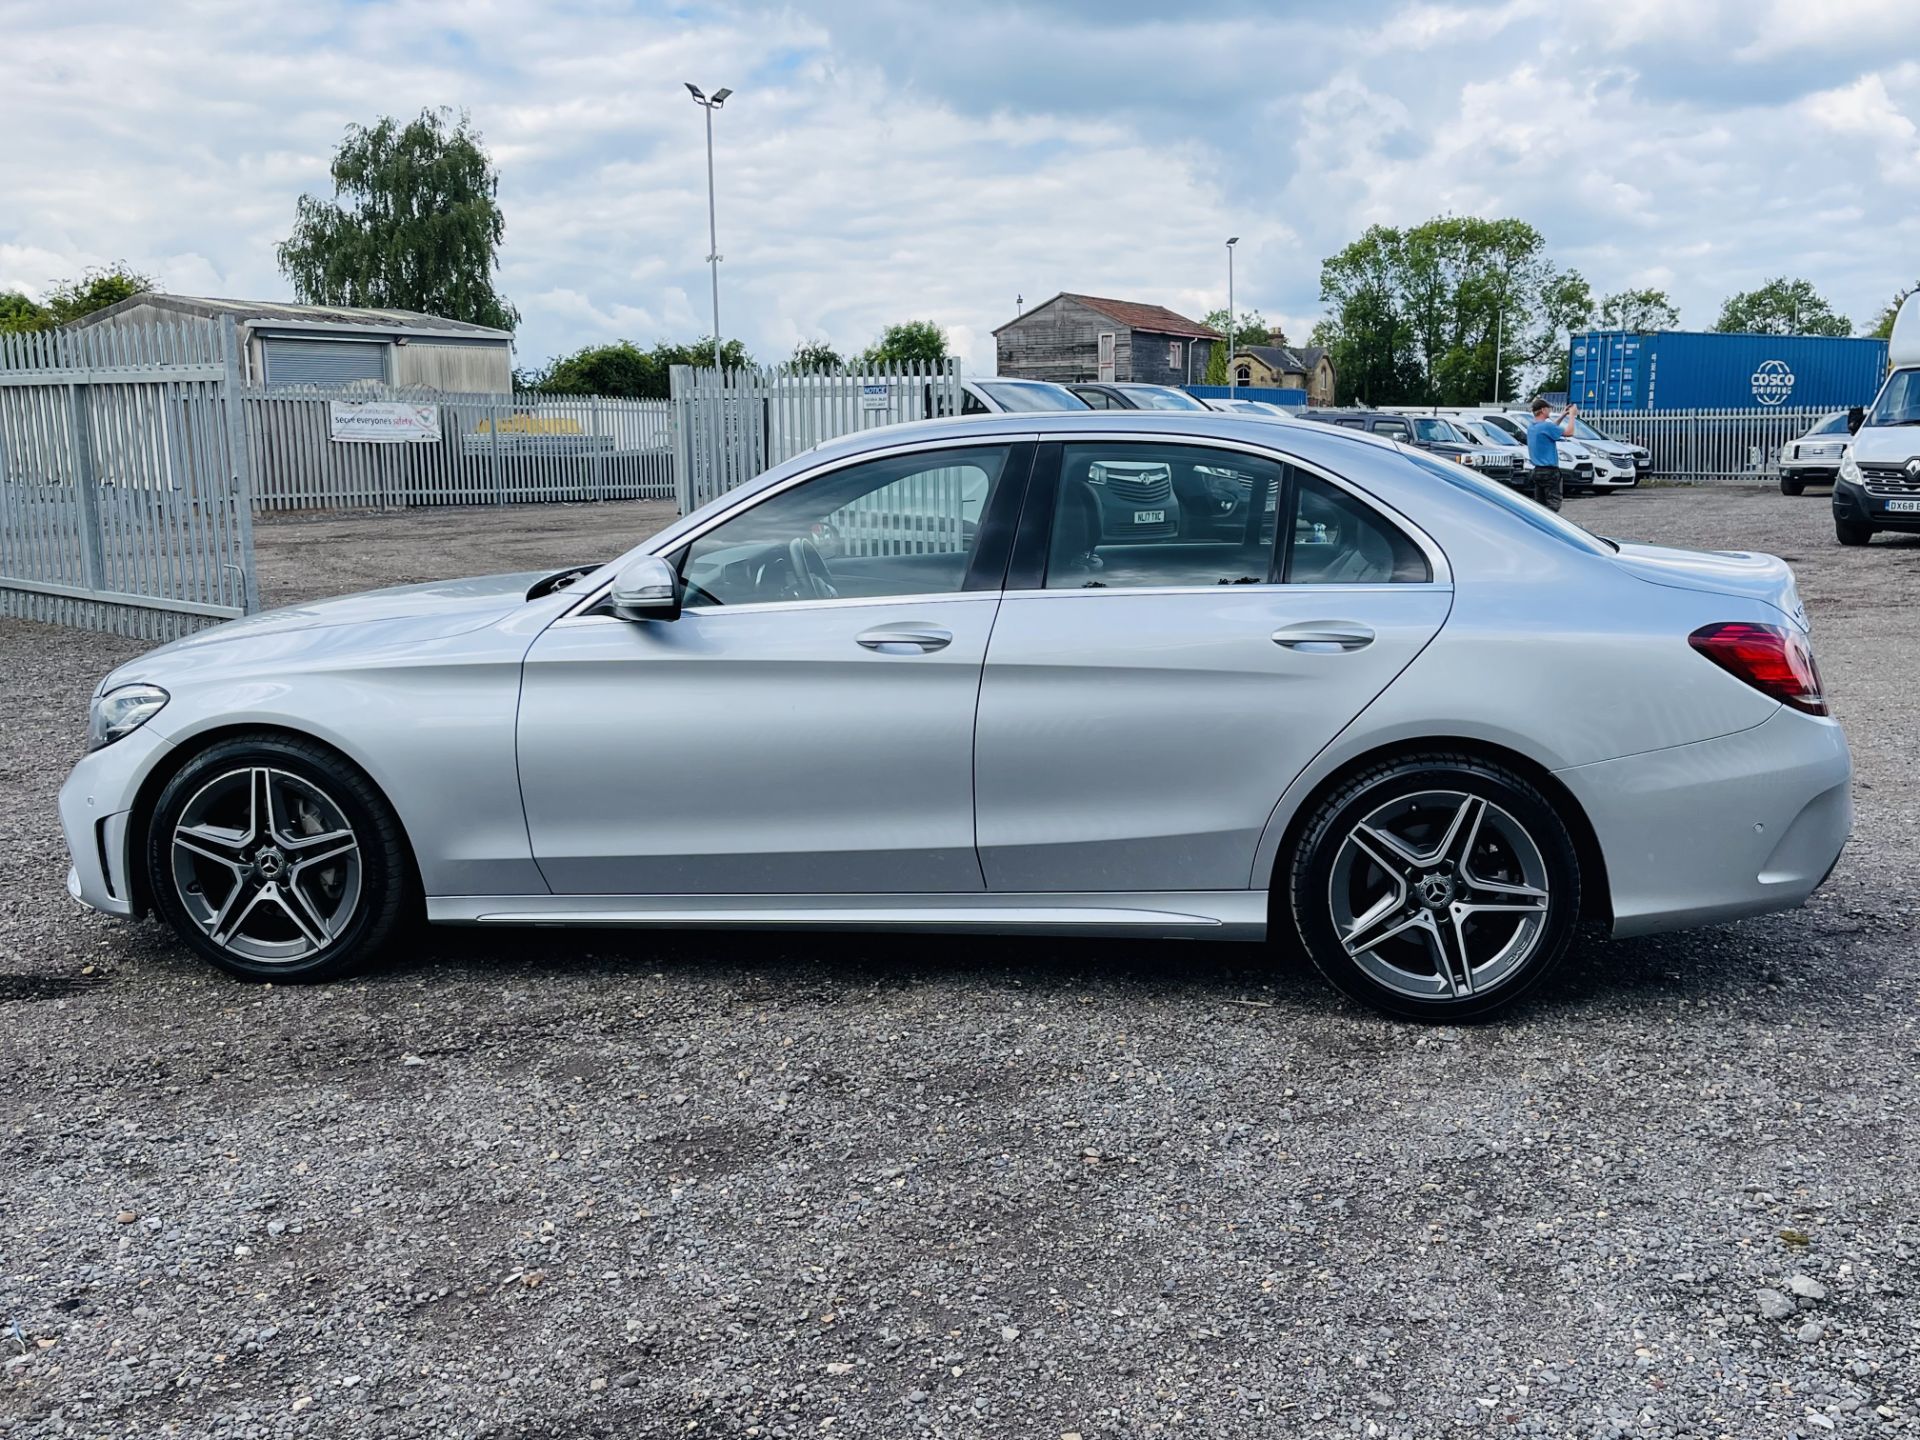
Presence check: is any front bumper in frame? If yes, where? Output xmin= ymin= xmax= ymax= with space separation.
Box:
xmin=1555 ymin=708 xmax=1852 ymax=939
xmin=58 ymin=725 xmax=174 ymax=918
xmin=1834 ymin=476 xmax=1920 ymax=533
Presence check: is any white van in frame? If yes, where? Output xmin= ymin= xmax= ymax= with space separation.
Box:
xmin=1832 ymin=292 xmax=1920 ymax=545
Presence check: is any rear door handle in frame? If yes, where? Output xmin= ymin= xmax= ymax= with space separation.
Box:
xmin=1272 ymin=622 xmax=1375 ymax=653
xmin=857 ymin=625 xmax=953 ymax=654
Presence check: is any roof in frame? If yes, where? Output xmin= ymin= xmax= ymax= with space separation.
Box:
xmin=1236 ymin=343 xmax=1330 ymax=375
xmin=69 ymin=293 xmax=514 ymax=340
xmin=994 ymin=292 xmax=1221 ymax=340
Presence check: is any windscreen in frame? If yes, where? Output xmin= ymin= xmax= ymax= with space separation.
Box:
xmin=976 ymin=382 xmax=1090 ymax=413
xmin=1865 ymin=369 xmax=1920 ymax=426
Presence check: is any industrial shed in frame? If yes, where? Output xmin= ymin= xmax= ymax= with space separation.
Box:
xmin=69 ymin=293 xmax=515 ymax=393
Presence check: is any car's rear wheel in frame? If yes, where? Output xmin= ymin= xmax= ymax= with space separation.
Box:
xmin=1834 ymin=516 xmax=1874 ymax=546
xmin=146 ymin=734 xmax=412 ymax=981
xmin=1286 ymin=754 xmax=1581 ymax=1021
xmin=1780 ymin=474 xmax=1805 ymax=496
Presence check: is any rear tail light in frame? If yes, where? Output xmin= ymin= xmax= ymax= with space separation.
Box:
xmin=1688 ymin=622 xmax=1827 ymax=716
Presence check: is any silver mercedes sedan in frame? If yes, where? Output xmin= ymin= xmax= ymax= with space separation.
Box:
xmin=59 ymin=413 xmax=1852 ymax=1019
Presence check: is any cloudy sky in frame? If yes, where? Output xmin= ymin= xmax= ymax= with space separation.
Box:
xmin=3 ymin=0 xmax=1918 ymax=373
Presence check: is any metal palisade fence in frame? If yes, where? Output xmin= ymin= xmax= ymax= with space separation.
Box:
xmin=244 ymin=387 xmax=675 ymax=510
xmin=1583 ymin=407 xmax=1835 ymax=483
xmin=0 ymin=316 xmax=257 ymax=640
xmin=671 ymin=360 xmax=964 ymax=511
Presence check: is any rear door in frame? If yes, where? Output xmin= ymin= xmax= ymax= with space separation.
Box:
xmin=973 ymin=436 xmax=1452 ymax=893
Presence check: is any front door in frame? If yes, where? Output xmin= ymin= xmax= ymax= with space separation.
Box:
xmin=518 ymin=441 xmax=1030 ymax=895
xmin=974 ymin=438 xmax=1451 ymax=892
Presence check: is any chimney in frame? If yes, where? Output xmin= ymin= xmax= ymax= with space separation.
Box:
xmin=1267 ymin=326 xmax=1287 ymax=347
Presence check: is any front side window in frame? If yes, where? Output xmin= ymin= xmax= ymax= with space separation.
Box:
xmin=683 ymin=446 xmax=1012 ymax=607
xmin=1480 ymin=413 xmax=1526 ymax=442
xmin=1071 ymin=387 xmax=1111 ymax=409
xmin=1126 ymin=387 xmax=1210 ymax=411
xmin=1411 ymin=417 xmax=1465 ymax=444
xmin=1373 ymin=418 xmax=1413 ymax=441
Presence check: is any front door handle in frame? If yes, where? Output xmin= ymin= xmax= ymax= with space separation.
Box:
xmin=1272 ymin=622 xmax=1375 ymax=653
xmin=857 ymin=625 xmax=953 ymax=654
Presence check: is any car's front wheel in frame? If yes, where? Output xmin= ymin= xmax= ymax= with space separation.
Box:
xmin=1834 ymin=516 xmax=1873 ymax=546
xmin=146 ymin=734 xmax=413 ymax=981
xmin=1286 ymin=754 xmax=1581 ymax=1021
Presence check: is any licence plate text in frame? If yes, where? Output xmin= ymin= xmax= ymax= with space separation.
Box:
xmin=1133 ymin=510 xmax=1165 ymax=524
xmin=1887 ymin=499 xmax=1920 ymax=513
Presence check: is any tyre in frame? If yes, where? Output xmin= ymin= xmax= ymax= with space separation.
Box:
xmin=1287 ymin=754 xmax=1581 ymax=1021
xmin=145 ymin=733 xmax=413 ymax=981
xmin=1779 ymin=474 xmax=1805 ymax=497
xmin=1834 ymin=516 xmax=1873 ymax=547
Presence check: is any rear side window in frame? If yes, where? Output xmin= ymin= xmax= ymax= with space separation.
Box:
xmin=1402 ymin=448 xmax=1616 ymax=555
xmin=1038 ymin=443 xmax=1431 ymax=590
xmin=1287 ymin=476 xmax=1431 ymax=584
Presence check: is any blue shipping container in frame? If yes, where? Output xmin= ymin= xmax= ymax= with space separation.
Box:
xmin=1183 ymin=384 xmax=1307 ymax=407
xmin=1568 ymin=330 xmax=1889 ymax=412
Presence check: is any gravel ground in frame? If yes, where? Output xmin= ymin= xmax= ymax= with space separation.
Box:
xmin=2 ymin=488 xmax=1916 ymax=1440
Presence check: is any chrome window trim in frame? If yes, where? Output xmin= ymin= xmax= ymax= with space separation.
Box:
xmin=1000 ymin=582 xmax=1454 ymax=602
xmin=561 ymin=432 xmax=1042 ymax=619
xmin=550 ymin=590 xmax=995 ymax=627
xmin=562 ymin=426 xmax=1450 ymax=621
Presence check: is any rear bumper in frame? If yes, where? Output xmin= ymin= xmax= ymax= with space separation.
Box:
xmin=1555 ymin=709 xmax=1852 ymax=939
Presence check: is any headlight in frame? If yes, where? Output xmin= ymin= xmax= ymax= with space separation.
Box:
xmin=88 ymin=683 xmax=169 ymax=751
xmin=1838 ymin=451 xmax=1861 ymax=484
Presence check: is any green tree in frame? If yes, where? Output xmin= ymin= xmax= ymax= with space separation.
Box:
xmin=1713 ymin=277 xmax=1850 ymax=337
xmin=0 ymin=290 xmax=50 ymax=334
xmin=1202 ymin=309 xmax=1270 ymax=384
xmin=861 ymin=320 xmax=947 ymax=367
xmin=43 ymin=264 xmax=156 ymax=325
xmin=278 ymin=107 xmax=518 ymax=330
xmin=1316 ymin=217 xmax=1570 ymax=405
xmin=788 ymin=338 xmax=843 ymax=371
xmin=1868 ymin=285 xmax=1916 ymax=341
xmin=523 ymin=335 xmax=755 ymax=396
xmin=1596 ymin=287 xmax=1680 ymax=332
xmin=1533 ymin=270 xmax=1595 ymax=395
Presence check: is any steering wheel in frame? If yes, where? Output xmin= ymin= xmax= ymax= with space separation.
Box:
xmin=788 ymin=535 xmax=838 ymax=599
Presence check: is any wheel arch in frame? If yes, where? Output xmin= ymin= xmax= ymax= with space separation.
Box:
xmin=125 ymin=723 xmax=424 ymax=920
xmin=1265 ymin=735 xmax=1613 ymax=927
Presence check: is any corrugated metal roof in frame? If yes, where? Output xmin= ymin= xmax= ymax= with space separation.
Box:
xmin=69 ymin=292 xmax=513 ymax=340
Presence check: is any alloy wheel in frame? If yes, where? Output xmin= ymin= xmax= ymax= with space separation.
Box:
xmin=1327 ymin=789 xmax=1551 ymax=1002
xmin=169 ymin=767 xmax=362 ymax=965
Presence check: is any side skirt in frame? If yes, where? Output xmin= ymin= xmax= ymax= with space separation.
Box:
xmin=426 ymin=890 xmax=1269 ymax=941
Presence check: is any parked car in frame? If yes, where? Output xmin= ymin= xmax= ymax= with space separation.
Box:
xmin=1450 ymin=419 xmax=1533 ymax=491
xmin=957 ymin=379 xmax=1091 ymax=414
xmin=1298 ymin=409 xmax=1521 ymax=485
xmin=1569 ymin=419 xmax=1652 ymax=481
xmin=1778 ymin=411 xmax=1852 ymax=495
xmin=61 ymin=412 xmax=1850 ymax=1021
xmin=1201 ymin=397 xmax=1299 ymax=420
xmin=1833 ymin=307 xmax=1920 ymax=547
xmin=1499 ymin=412 xmax=1638 ymax=492
xmin=1439 ymin=408 xmax=1603 ymax=492
xmin=1066 ymin=382 xmax=1213 ymax=411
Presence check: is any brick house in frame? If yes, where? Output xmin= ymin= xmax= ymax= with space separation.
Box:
xmin=993 ymin=293 xmax=1222 ymax=386
xmin=1232 ymin=331 xmax=1337 ymax=405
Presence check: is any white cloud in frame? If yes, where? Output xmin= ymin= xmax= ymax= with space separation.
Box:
xmin=1 ymin=0 xmax=1917 ymax=376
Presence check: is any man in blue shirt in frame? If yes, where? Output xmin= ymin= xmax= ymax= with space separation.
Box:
xmin=1526 ymin=397 xmax=1578 ymax=512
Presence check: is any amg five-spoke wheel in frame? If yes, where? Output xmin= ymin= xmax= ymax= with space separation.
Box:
xmin=147 ymin=735 xmax=411 ymax=981
xmin=1289 ymin=754 xmax=1581 ymax=1020
xmin=1329 ymin=791 xmax=1550 ymax=1001
xmin=170 ymin=767 xmax=361 ymax=964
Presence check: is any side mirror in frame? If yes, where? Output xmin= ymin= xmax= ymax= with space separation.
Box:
xmin=1847 ymin=406 xmax=1865 ymax=435
xmin=609 ymin=556 xmax=681 ymax=622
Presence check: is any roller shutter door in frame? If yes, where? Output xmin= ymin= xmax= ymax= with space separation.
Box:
xmin=262 ymin=338 xmax=388 ymax=386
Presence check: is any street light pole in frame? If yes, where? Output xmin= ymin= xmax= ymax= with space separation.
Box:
xmin=1225 ymin=236 xmax=1239 ymax=389
xmin=685 ymin=83 xmax=733 ymax=372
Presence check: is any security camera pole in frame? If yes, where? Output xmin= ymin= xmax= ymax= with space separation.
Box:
xmin=685 ymin=83 xmax=734 ymax=372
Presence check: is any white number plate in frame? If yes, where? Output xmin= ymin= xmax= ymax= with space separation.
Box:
xmin=1133 ymin=509 xmax=1165 ymax=524
xmin=1887 ymin=499 xmax=1920 ymax=513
